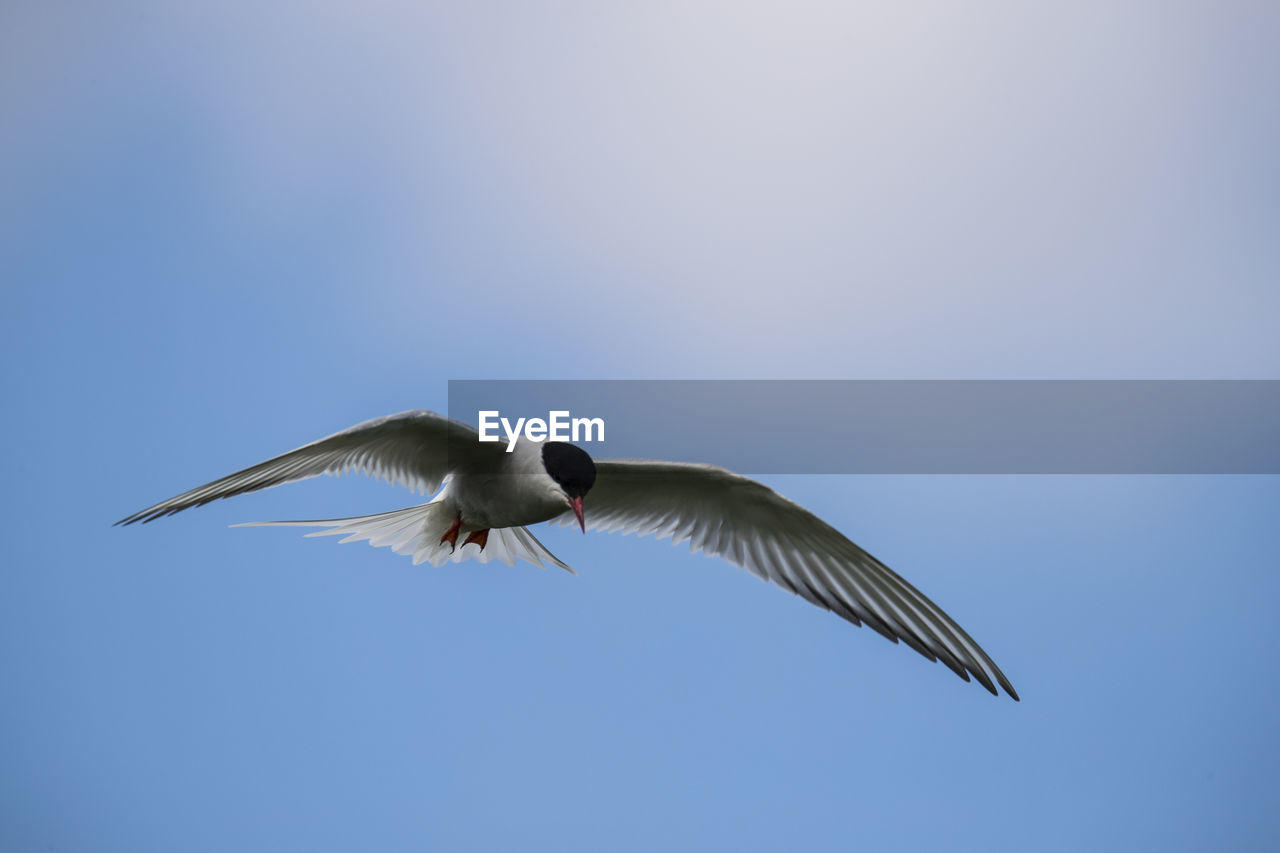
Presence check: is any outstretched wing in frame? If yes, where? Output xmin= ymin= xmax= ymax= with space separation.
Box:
xmin=117 ymin=410 xmax=489 ymax=525
xmin=558 ymin=459 xmax=1018 ymax=699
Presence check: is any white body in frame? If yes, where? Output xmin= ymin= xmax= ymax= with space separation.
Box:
xmin=445 ymin=438 xmax=570 ymax=529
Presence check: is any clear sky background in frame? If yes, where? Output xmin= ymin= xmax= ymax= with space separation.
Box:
xmin=3 ymin=2 xmax=1279 ymax=851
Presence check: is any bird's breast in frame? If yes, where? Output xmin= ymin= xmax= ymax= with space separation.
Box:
xmin=448 ymin=471 xmax=567 ymax=529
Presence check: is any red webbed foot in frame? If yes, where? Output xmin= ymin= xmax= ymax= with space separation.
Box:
xmin=462 ymin=528 xmax=490 ymax=550
xmin=440 ymin=513 xmax=463 ymax=552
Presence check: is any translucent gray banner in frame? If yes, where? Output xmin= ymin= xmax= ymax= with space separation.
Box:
xmin=447 ymin=380 xmax=1280 ymax=474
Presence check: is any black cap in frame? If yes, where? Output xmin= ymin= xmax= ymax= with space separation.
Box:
xmin=541 ymin=442 xmax=596 ymax=498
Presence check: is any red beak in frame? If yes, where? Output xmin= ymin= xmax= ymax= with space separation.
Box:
xmin=570 ymin=496 xmax=585 ymax=533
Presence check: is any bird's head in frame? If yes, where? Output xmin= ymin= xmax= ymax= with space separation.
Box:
xmin=541 ymin=441 xmax=596 ymax=532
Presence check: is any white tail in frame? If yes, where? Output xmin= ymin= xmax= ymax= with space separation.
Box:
xmin=232 ymin=499 xmax=574 ymax=572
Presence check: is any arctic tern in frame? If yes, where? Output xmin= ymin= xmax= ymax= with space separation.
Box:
xmin=117 ymin=409 xmax=1018 ymax=700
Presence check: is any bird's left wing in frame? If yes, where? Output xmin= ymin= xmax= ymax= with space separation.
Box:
xmin=557 ymin=459 xmax=1018 ymax=699
xmin=117 ymin=410 xmax=493 ymax=525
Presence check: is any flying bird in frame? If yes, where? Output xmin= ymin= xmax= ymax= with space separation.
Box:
xmin=117 ymin=410 xmax=1018 ymax=700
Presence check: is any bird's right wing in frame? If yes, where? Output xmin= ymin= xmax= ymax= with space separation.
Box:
xmin=117 ymin=410 xmax=491 ymax=525
xmin=559 ymin=459 xmax=1018 ymax=699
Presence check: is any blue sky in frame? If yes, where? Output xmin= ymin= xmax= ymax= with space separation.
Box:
xmin=3 ymin=3 xmax=1279 ymax=851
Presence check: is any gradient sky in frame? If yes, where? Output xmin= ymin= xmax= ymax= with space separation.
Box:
xmin=3 ymin=3 xmax=1279 ymax=851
